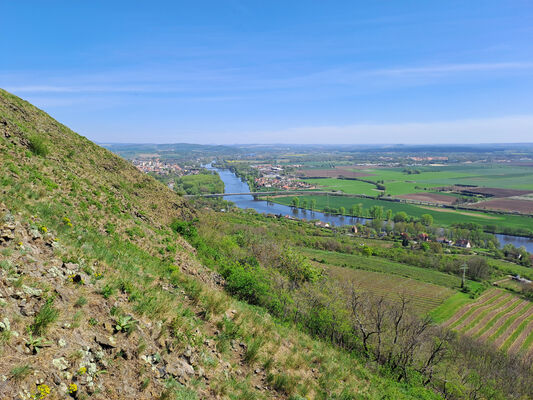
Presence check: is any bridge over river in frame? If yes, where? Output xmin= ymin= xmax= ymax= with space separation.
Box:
xmin=183 ymin=191 xmax=443 ymax=207
xmin=183 ymin=190 xmax=344 ymax=198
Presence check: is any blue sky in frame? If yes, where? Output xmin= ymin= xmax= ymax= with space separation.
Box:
xmin=1 ymin=1 xmax=532 ymax=144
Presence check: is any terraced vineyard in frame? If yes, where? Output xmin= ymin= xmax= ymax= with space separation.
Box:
xmin=326 ymin=264 xmax=454 ymax=314
xmin=444 ymin=289 xmax=533 ymax=354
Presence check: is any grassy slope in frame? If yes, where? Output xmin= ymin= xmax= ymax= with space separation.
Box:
xmin=429 ymin=292 xmax=473 ymax=323
xmin=0 ymin=89 xmax=440 ymax=399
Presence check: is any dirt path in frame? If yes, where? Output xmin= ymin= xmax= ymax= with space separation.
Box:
xmin=493 ymin=307 xmax=533 ymax=348
xmin=466 ymin=298 xmax=522 ymax=336
xmin=492 ymin=277 xmax=511 ymax=286
xmin=454 ymin=294 xmax=512 ymax=332
xmin=443 ymin=289 xmax=501 ymax=328
xmin=478 ymin=301 xmax=530 ymax=341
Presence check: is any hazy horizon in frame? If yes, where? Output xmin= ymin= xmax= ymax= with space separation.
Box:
xmin=2 ymin=1 xmax=532 ymax=144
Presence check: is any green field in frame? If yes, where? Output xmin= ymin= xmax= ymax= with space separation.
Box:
xmin=300 ymin=164 xmax=533 ymax=197
xmin=272 ymin=194 xmax=533 ymax=232
xmin=429 ymin=292 xmax=474 ymax=323
xmin=359 ymin=165 xmax=533 ymax=193
xmin=303 ymin=178 xmax=380 ymax=196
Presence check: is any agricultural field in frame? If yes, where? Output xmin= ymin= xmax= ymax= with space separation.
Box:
xmin=302 ymin=247 xmax=463 ymax=288
xmin=297 ymin=164 xmax=533 ymax=214
xmin=472 ymin=198 xmax=533 ymax=214
xmin=487 ymin=258 xmax=533 ymax=281
xmin=325 ymin=263 xmax=455 ymax=315
xmin=299 ymin=178 xmax=380 ymax=196
xmin=442 ymin=289 xmax=533 ymax=355
xmin=363 ymin=164 xmax=533 ymax=193
xmin=395 ymin=192 xmax=456 ymax=205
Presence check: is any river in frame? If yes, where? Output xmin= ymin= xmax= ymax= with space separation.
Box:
xmin=207 ymin=165 xmax=533 ymax=252
xmin=214 ymin=168 xmax=369 ymax=226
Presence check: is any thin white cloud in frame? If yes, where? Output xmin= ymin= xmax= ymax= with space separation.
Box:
xmin=370 ymin=62 xmax=533 ymax=77
xmin=211 ymin=115 xmax=533 ymax=145
xmin=3 ymin=61 xmax=532 ymax=95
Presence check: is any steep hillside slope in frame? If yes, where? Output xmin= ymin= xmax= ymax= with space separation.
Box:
xmin=0 ymin=88 xmax=193 ymax=247
xmin=0 ymin=89 xmax=440 ymax=399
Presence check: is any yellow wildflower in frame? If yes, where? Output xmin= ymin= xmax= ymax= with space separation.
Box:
xmin=68 ymin=383 xmax=77 ymax=394
xmin=35 ymin=384 xmax=51 ymax=399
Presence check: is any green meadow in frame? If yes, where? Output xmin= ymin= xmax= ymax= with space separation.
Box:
xmin=303 ymin=178 xmax=380 ymax=196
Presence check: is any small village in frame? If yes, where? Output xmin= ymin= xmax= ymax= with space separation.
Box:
xmin=132 ymin=159 xmax=200 ymax=176
xmin=251 ymin=163 xmax=316 ymax=190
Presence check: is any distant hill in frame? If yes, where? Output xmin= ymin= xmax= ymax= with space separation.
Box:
xmin=102 ymin=142 xmax=242 ymax=160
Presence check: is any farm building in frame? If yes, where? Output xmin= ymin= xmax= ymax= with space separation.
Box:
xmin=455 ymin=239 xmax=471 ymax=248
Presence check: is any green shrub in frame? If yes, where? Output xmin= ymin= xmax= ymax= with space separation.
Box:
xmin=170 ymin=220 xmax=198 ymax=241
xmin=220 ymin=262 xmax=270 ymax=306
xmin=27 ymin=134 xmax=49 ymax=156
xmin=100 ymin=284 xmax=114 ymax=299
xmin=244 ymin=337 xmax=263 ymax=363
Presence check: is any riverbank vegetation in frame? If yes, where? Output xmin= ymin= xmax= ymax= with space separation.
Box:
xmin=150 ymin=169 xmax=225 ymax=195
xmin=271 ymin=194 xmax=533 ymax=238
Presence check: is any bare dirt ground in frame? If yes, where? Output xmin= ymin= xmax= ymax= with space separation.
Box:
xmin=417 ymin=206 xmax=500 ymax=219
xmin=456 ymin=187 xmax=533 ymax=198
xmin=471 ymin=198 xmax=533 ymax=214
xmin=395 ymin=192 xmax=456 ymax=205
xmin=0 ymin=206 xmax=280 ymax=400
